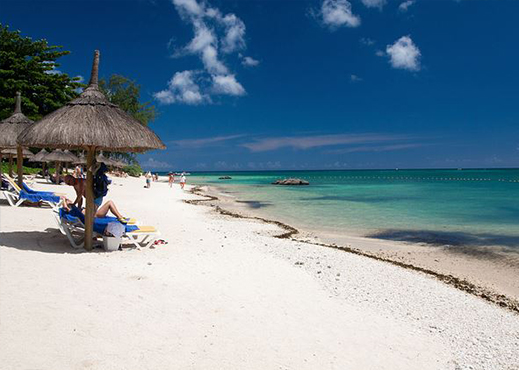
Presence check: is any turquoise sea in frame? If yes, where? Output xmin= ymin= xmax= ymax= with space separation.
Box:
xmin=185 ymin=169 xmax=519 ymax=248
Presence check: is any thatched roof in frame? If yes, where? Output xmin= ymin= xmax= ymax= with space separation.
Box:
xmin=114 ymin=160 xmax=127 ymax=168
xmin=96 ymin=152 xmax=118 ymax=166
xmin=0 ymin=92 xmax=34 ymax=149
xmin=41 ymin=149 xmax=79 ymax=163
xmin=1 ymin=147 xmax=34 ymax=158
xmin=74 ymin=153 xmax=87 ymax=165
xmin=29 ymin=149 xmax=49 ymax=162
xmin=17 ymin=50 xmax=165 ymax=153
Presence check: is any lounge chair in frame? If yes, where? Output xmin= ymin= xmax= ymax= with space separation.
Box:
xmin=1 ymin=175 xmax=61 ymax=207
xmin=53 ymin=206 xmax=160 ymax=249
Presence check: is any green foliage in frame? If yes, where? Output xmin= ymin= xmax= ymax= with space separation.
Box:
xmin=1 ymin=162 xmax=41 ymax=175
xmin=123 ymin=163 xmax=143 ymax=177
xmin=0 ymin=24 xmax=84 ymax=121
xmin=99 ymin=74 xmax=158 ymax=169
xmin=99 ymin=74 xmax=156 ymax=126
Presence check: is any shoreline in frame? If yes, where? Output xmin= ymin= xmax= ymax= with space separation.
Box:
xmin=189 ymin=185 xmax=519 ymax=313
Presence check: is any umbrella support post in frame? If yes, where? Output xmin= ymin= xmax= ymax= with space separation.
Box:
xmin=8 ymin=154 xmax=13 ymax=177
xmin=0 ymin=151 xmax=3 ymax=178
xmin=84 ymin=148 xmax=96 ymax=251
xmin=17 ymin=146 xmax=23 ymax=188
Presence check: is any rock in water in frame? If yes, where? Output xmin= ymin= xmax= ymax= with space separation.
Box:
xmin=272 ymin=178 xmax=309 ymax=185
xmin=219 ymin=176 xmax=232 ymax=180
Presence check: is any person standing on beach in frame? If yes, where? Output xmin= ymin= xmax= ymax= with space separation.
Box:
xmin=180 ymin=173 xmax=186 ymax=190
xmin=145 ymin=171 xmax=151 ymax=188
xmin=168 ymin=172 xmax=174 ymax=188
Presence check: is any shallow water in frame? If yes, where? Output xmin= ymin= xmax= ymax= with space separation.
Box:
xmin=185 ymin=169 xmax=519 ymax=248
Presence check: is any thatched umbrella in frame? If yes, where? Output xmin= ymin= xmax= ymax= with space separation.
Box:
xmin=74 ymin=152 xmax=87 ymax=165
xmin=18 ymin=50 xmax=165 ymax=250
xmin=29 ymin=148 xmax=49 ymax=175
xmin=96 ymin=152 xmax=118 ymax=167
xmin=114 ymin=160 xmax=127 ymax=169
xmin=41 ymin=149 xmax=79 ymax=178
xmin=1 ymin=148 xmax=34 ymax=158
xmin=0 ymin=92 xmax=34 ymax=182
xmin=30 ymin=149 xmax=49 ymax=163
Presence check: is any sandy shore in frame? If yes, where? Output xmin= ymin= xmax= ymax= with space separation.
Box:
xmin=1 ymin=176 xmax=518 ymax=370
xmin=207 ymin=186 xmax=519 ymax=305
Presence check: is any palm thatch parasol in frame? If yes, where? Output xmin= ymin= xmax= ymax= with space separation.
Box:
xmin=18 ymin=50 xmax=165 ymax=250
xmin=41 ymin=149 xmax=79 ymax=177
xmin=42 ymin=149 xmax=79 ymax=163
xmin=29 ymin=149 xmax=49 ymax=163
xmin=114 ymin=160 xmax=127 ymax=169
xmin=74 ymin=152 xmax=87 ymax=165
xmin=0 ymin=92 xmax=34 ymax=183
xmin=96 ymin=152 xmax=118 ymax=167
xmin=1 ymin=148 xmax=34 ymax=158
xmin=29 ymin=148 xmax=50 ymax=174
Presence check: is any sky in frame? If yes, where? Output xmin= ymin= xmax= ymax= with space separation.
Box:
xmin=2 ymin=0 xmax=519 ymax=171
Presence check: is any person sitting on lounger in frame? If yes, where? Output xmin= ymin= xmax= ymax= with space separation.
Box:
xmin=62 ymin=197 xmax=129 ymax=223
xmin=64 ymin=175 xmax=86 ymax=208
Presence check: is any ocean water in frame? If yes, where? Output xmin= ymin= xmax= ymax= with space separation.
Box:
xmin=186 ymin=169 xmax=519 ymax=248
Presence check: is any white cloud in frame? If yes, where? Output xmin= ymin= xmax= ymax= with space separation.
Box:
xmin=157 ymin=0 xmax=250 ymax=105
xmin=350 ymin=74 xmax=362 ymax=82
xmin=386 ymin=35 xmax=421 ymax=71
xmin=375 ymin=50 xmax=386 ymax=57
xmin=142 ymin=158 xmax=172 ymax=170
xmin=361 ymin=0 xmax=386 ymax=9
xmin=154 ymin=70 xmax=207 ymax=105
xmin=242 ymin=133 xmax=412 ymax=152
xmin=320 ymin=0 xmax=361 ymax=29
xmin=360 ymin=37 xmax=375 ymax=46
xmin=242 ymin=56 xmax=260 ymax=67
xmin=398 ymin=0 xmax=415 ymax=12
xmin=220 ymin=14 xmax=246 ymax=53
xmin=328 ymin=143 xmax=425 ymax=154
xmin=172 ymin=134 xmax=246 ymax=148
xmin=212 ymin=74 xmax=246 ymax=96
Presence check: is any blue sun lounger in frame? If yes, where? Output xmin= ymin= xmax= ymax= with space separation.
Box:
xmin=54 ymin=206 xmax=160 ymax=249
xmin=1 ymin=175 xmax=61 ymax=207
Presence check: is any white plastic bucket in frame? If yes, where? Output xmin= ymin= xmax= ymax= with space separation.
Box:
xmin=103 ymin=236 xmax=121 ymax=251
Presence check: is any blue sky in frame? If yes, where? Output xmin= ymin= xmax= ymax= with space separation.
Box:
xmin=3 ymin=0 xmax=519 ymax=170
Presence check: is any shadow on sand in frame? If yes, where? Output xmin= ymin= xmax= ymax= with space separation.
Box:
xmin=369 ymin=229 xmax=519 ymax=261
xmin=0 ymin=228 xmax=85 ymax=254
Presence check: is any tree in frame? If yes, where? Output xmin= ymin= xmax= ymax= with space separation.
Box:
xmin=99 ymin=74 xmax=156 ymax=126
xmin=0 ymin=24 xmax=83 ymax=121
xmin=99 ymin=74 xmax=158 ymax=165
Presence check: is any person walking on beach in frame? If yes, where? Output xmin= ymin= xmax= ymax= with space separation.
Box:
xmin=168 ymin=172 xmax=174 ymax=188
xmin=180 ymin=173 xmax=186 ymax=190
xmin=145 ymin=171 xmax=151 ymax=188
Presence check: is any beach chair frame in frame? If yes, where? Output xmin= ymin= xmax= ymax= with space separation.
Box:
xmin=1 ymin=175 xmax=60 ymax=208
xmin=52 ymin=207 xmax=160 ymax=249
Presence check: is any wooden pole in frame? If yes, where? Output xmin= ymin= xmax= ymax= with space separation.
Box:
xmin=16 ymin=146 xmax=23 ymax=188
xmin=55 ymin=162 xmax=61 ymax=183
xmin=0 ymin=151 xmax=3 ymax=179
xmin=84 ymin=148 xmax=96 ymax=251
xmin=8 ymin=154 xmax=13 ymax=177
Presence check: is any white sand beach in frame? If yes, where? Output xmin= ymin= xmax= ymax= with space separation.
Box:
xmin=1 ymin=177 xmax=518 ymax=370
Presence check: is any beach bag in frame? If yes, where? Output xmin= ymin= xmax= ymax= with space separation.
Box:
xmin=93 ymin=173 xmax=109 ymax=198
xmin=103 ymin=222 xmax=124 ymax=251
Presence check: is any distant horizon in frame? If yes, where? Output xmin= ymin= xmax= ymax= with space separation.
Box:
xmin=151 ymin=167 xmax=519 ymax=174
